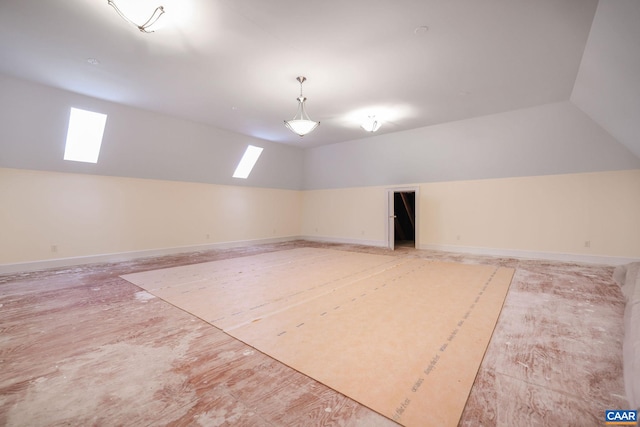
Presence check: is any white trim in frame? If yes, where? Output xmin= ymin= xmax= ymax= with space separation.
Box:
xmin=300 ymin=235 xmax=388 ymax=248
xmin=420 ymin=243 xmax=640 ymax=266
xmin=386 ymin=186 xmax=420 ymax=250
xmin=4 ymin=237 xmax=637 ymax=275
xmin=0 ymin=236 xmax=299 ymax=275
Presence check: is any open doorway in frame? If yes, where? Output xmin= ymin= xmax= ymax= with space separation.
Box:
xmin=387 ymin=187 xmax=418 ymax=250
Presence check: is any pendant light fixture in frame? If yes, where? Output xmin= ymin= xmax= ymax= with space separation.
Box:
xmin=284 ymin=76 xmax=320 ymax=137
xmin=361 ymin=115 xmax=382 ymax=132
xmin=107 ymin=0 xmax=165 ymax=33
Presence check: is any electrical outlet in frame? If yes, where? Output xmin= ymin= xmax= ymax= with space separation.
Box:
xmin=51 ymin=245 xmax=58 ymax=253
xmin=584 ymin=240 xmax=591 ymax=248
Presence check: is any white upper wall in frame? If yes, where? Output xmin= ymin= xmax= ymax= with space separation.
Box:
xmin=3 ymin=71 xmax=637 ymax=192
xmin=0 ymin=74 xmax=305 ymax=190
xmin=303 ymin=101 xmax=640 ymax=190
xmin=571 ymin=0 xmax=640 ymax=159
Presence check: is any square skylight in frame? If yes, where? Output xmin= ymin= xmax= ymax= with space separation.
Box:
xmin=64 ymin=107 xmax=108 ymax=163
xmin=233 ymin=145 xmax=263 ymax=179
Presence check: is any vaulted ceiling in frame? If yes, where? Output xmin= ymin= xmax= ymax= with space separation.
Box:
xmin=0 ymin=0 xmax=638 ymax=156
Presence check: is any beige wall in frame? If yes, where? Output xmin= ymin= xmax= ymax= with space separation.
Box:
xmin=421 ymin=170 xmax=640 ymax=258
xmin=0 ymin=168 xmax=302 ymax=266
xmin=302 ymin=169 xmax=640 ymax=261
xmin=3 ymin=168 xmax=639 ymax=269
xmin=301 ymin=186 xmax=388 ymax=245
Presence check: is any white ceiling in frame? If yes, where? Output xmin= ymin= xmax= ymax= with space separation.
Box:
xmin=571 ymin=0 xmax=640 ymax=159
xmin=0 ymin=0 xmax=635 ymax=151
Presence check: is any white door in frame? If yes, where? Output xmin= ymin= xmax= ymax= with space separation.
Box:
xmin=387 ymin=189 xmax=396 ymax=250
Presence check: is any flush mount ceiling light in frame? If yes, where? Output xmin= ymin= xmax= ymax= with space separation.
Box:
xmin=107 ymin=0 xmax=165 ymax=33
xmin=361 ymin=115 xmax=382 ymax=132
xmin=284 ymin=76 xmax=320 ymax=137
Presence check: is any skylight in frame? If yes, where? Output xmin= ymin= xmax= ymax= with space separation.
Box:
xmin=233 ymin=145 xmax=263 ymax=179
xmin=64 ymin=107 xmax=108 ymax=163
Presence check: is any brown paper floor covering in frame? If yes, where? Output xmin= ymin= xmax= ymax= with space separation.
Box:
xmin=121 ymin=248 xmax=514 ymax=426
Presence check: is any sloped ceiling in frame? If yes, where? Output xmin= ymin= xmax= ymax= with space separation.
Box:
xmin=0 ymin=0 xmax=637 ymax=157
xmin=0 ymin=0 xmax=608 ymax=149
xmin=571 ymin=0 xmax=640 ymax=159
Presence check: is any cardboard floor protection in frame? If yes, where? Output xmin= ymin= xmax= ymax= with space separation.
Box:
xmin=122 ymin=248 xmax=514 ymax=426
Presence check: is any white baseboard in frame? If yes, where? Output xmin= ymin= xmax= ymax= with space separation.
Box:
xmin=4 ymin=237 xmax=637 ymax=275
xmin=419 ymin=243 xmax=640 ymax=266
xmin=299 ymin=235 xmax=388 ymax=248
xmin=302 ymin=237 xmax=639 ymax=266
xmin=0 ymin=236 xmax=299 ymax=275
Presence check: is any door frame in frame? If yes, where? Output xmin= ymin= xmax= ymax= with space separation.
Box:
xmin=386 ymin=186 xmax=419 ymax=250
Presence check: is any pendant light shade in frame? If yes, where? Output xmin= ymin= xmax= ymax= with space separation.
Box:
xmin=284 ymin=76 xmax=320 ymax=137
xmin=361 ymin=115 xmax=382 ymax=132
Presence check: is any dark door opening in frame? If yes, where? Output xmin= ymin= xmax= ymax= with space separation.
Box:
xmin=394 ymin=191 xmax=415 ymax=248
